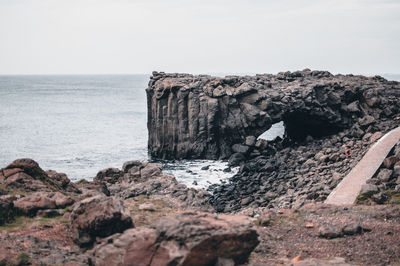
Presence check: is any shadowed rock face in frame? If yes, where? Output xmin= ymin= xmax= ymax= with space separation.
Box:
xmin=147 ymin=70 xmax=400 ymax=160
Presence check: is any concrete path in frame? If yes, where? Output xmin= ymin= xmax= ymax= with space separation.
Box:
xmin=325 ymin=126 xmax=400 ymax=205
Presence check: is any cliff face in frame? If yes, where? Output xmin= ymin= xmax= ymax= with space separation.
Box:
xmin=147 ymin=70 xmax=400 ymax=160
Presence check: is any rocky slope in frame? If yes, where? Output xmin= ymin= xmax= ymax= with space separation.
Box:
xmin=147 ymin=70 xmax=400 ymax=211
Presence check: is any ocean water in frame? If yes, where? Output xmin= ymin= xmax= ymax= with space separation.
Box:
xmin=0 ymin=75 xmax=239 ymax=189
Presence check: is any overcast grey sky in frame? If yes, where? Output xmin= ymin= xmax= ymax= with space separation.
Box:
xmin=0 ymin=0 xmax=399 ymax=75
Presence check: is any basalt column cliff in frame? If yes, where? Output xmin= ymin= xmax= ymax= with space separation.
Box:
xmin=147 ymin=70 xmax=400 ymax=160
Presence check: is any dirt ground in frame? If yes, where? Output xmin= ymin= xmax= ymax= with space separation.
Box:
xmin=249 ymin=203 xmax=400 ymax=265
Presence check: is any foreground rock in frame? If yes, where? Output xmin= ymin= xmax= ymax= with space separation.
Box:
xmin=68 ymin=195 xmax=134 ymax=247
xmin=91 ymin=211 xmax=259 ymax=266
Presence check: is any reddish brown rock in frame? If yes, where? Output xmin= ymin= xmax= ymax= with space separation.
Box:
xmin=94 ymin=168 xmax=123 ymax=184
xmin=46 ymin=170 xmax=81 ymax=193
xmin=91 ymin=212 xmax=259 ymax=266
xmin=13 ymin=192 xmax=74 ymax=216
xmin=69 ymin=195 xmax=133 ymax=247
xmin=75 ymin=180 xmax=110 ymax=197
xmin=5 ymin=172 xmax=50 ymax=192
xmin=3 ymin=158 xmax=62 ymax=192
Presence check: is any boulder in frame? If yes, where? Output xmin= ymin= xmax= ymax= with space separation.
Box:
xmin=231 ymin=144 xmax=250 ymax=154
xmin=319 ymin=225 xmax=342 ymax=239
xmin=376 ymin=169 xmax=393 ymax=182
xmin=94 ymin=168 xmax=123 ymax=184
xmin=360 ymin=184 xmax=379 ymax=195
xmin=359 ymin=115 xmax=375 ymax=127
xmin=13 ymin=192 xmax=74 ymax=216
xmin=4 ymin=172 xmax=50 ymax=192
xmin=45 ymin=170 xmax=80 ymax=193
xmin=75 ymin=180 xmax=110 ymax=197
xmin=383 ymin=156 xmax=399 ymax=169
xmin=228 ymin=153 xmax=245 ymax=166
xmin=91 ymin=212 xmax=259 ymax=266
xmin=245 ymin=136 xmax=256 ymax=146
xmin=3 ymin=158 xmax=62 ymax=192
xmin=121 ymin=160 xmax=142 ymax=173
xmin=69 ymin=195 xmax=133 ymax=247
xmin=140 ymin=163 xmax=162 ymax=179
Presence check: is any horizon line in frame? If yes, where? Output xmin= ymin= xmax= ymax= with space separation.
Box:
xmin=0 ymin=72 xmax=399 ymax=77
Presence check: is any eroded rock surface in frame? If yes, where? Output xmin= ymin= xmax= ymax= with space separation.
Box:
xmin=147 ymin=70 xmax=400 ymax=160
xmin=68 ymin=195 xmax=134 ymax=247
xmin=91 ymin=211 xmax=259 ymax=266
xmin=147 ymin=71 xmax=400 ymax=211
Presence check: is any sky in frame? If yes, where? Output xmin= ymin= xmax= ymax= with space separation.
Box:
xmin=0 ymin=0 xmax=399 ymax=75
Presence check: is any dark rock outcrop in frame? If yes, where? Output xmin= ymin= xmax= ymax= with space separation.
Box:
xmin=147 ymin=71 xmax=400 ymax=211
xmin=0 ymin=195 xmax=16 ymax=225
xmin=147 ymin=70 xmax=400 ymax=160
xmin=90 ymin=211 xmax=259 ymax=266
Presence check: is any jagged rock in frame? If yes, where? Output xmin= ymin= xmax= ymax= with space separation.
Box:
xmin=45 ymin=170 xmax=80 ymax=193
xmin=94 ymin=168 xmax=123 ymax=184
xmin=1 ymin=159 xmax=63 ymax=192
xmin=245 ymin=136 xmax=256 ymax=146
xmin=360 ymin=184 xmax=379 ymax=195
xmin=232 ymin=144 xmax=250 ymax=154
xmin=68 ymin=195 xmax=133 ymax=247
xmin=4 ymin=172 xmax=50 ymax=192
xmin=228 ymin=153 xmax=246 ymax=166
xmin=75 ymin=180 xmax=110 ymax=197
xmin=319 ymin=225 xmax=342 ymax=239
xmin=383 ymin=156 xmax=399 ymax=169
xmin=377 ymin=169 xmax=393 ymax=182
xmin=14 ymin=192 xmax=74 ymax=216
xmin=121 ymin=160 xmax=142 ymax=173
xmin=90 ymin=212 xmax=259 ymax=266
xmin=359 ymin=115 xmax=375 ymax=127
xmin=140 ymin=163 xmax=162 ymax=179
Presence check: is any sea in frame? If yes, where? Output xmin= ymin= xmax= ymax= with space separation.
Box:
xmin=1 ymin=74 xmax=398 ymax=189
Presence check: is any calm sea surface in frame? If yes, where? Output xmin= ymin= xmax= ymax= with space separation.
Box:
xmin=0 ymin=75 xmax=238 ymax=188
xmin=1 ymin=74 xmax=398 ymax=188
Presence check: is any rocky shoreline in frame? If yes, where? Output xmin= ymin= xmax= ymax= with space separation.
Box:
xmin=147 ymin=70 xmax=400 ymax=212
xmin=1 ymin=70 xmax=400 ymax=265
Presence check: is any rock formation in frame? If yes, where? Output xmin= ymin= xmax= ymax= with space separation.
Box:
xmin=147 ymin=70 xmax=400 ymax=160
xmin=90 ymin=212 xmax=259 ymax=266
xmin=147 ymin=70 xmax=400 ymax=211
